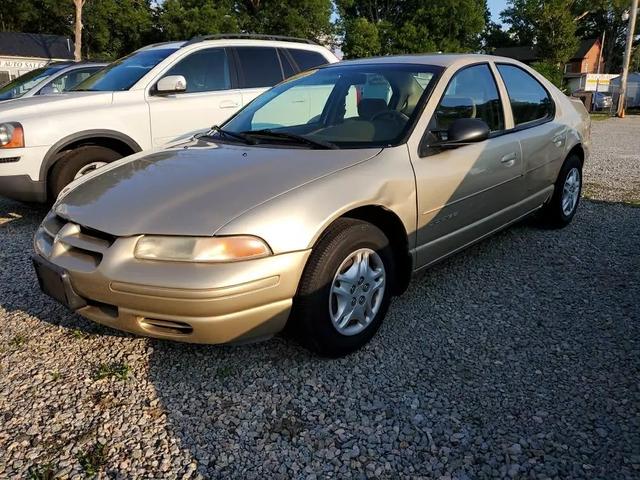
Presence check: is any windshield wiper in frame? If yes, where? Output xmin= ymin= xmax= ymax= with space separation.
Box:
xmin=198 ymin=125 xmax=257 ymax=145
xmin=241 ymin=129 xmax=337 ymax=150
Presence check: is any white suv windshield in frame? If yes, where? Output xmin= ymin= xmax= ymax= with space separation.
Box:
xmin=73 ymin=48 xmax=178 ymax=92
xmin=222 ymin=64 xmax=442 ymax=148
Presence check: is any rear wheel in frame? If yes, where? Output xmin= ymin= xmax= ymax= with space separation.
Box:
xmin=292 ymin=218 xmax=395 ymax=357
xmin=538 ymin=154 xmax=582 ymax=228
xmin=48 ymin=145 xmax=122 ymax=200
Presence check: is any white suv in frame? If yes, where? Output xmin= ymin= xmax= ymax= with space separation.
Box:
xmin=0 ymin=34 xmax=338 ymax=202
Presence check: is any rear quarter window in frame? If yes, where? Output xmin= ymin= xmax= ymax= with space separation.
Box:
xmin=287 ymin=49 xmax=329 ymax=71
xmin=497 ymin=64 xmax=554 ymax=126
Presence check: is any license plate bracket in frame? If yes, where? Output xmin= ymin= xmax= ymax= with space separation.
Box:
xmin=32 ymin=256 xmax=87 ymax=310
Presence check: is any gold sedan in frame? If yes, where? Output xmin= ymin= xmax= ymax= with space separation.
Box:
xmin=33 ymin=54 xmax=590 ymax=356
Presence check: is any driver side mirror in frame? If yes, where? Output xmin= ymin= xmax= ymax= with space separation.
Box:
xmin=419 ymin=118 xmax=490 ymax=157
xmin=155 ymin=75 xmax=187 ymax=95
xmin=441 ymin=118 xmax=490 ymax=146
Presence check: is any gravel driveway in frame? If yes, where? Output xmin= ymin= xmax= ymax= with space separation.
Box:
xmin=1 ymin=120 xmax=639 ymax=479
xmin=584 ymin=116 xmax=640 ymax=204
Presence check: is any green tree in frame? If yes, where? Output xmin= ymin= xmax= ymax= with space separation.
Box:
xmin=501 ymin=0 xmax=579 ymax=66
xmin=482 ymin=20 xmax=516 ymax=52
xmin=342 ymin=17 xmax=380 ymax=58
xmin=0 ymin=0 xmax=154 ymax=60
xmin=574 ymin=0 xmax=629 ymax=71
xmin=154 ymin=0 xmax=240 ymax=40
xmin=337 ymin=0 xmax=487 ymax=58
xmin=154 ymin=0 xmax=333 ymax=43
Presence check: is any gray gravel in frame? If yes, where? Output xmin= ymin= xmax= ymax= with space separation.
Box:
xmin=584 ymin=116 xmax=640 ymax=204
xmin=1 ymin=124 xmax=639 ymax=479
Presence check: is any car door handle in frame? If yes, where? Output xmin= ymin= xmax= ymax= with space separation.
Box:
xmin=219 ymin=100 xmax=239 ymax=109
xmin=500 ymin=152 xmax=518 ymax=166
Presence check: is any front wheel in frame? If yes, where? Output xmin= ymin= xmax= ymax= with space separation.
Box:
xmin=48 ymin=145 xmax=123 ymax=200
xmin=292 ymin=218 xmax=395 ymax=357
xmin=538 ymin=154 xmax=582 ymax=228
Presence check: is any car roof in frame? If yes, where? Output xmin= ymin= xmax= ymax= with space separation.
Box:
xmin=140 ymin=38 xmax=326 ymax=52
xmin=335 ymin=53 xmax=523 ymax=68
xmin=141 ymin=41 xmax=187 ymax=51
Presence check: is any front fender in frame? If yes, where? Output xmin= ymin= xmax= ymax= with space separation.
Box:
xmin=215 ymin=145 xmax=417 ymax=255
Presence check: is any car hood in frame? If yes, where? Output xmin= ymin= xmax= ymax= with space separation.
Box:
xmin=55 ymin=141 xmax=382 ymax=237
xmin=0 ymin=92 xmax=113 ymax=119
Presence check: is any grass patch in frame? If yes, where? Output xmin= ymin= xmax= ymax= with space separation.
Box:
xmin=9 ymin=334 xmax=27 ymax=348
xmin=51 ymin=370 xmax=61 ymax=381
xmin=590 ymin=113 xmax=611 ymax=121
xmin=93 ymin=362 xmax=130 ymax=381
xmin=77 ymin=442 xmax=107 ymax=476
xmin=27 ymin=463 xmax=55 ymax=480
xmin=71 ymin=328 xmax=89 ymax=339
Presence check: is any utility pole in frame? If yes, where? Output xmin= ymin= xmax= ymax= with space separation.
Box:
xmin=617 ymin=0 xmax=639 ymax=118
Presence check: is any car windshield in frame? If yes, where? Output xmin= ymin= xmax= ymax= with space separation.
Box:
xmin=222 ymin=63 xmax=442 ymax=149
xmin=0 ymin=65 xmax=68 ymax=100
xmin=73 ymin=47 xmax=178 ymax=92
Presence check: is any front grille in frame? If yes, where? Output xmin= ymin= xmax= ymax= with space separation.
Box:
xmin=37 ymin=214 xmax=116 ymax=269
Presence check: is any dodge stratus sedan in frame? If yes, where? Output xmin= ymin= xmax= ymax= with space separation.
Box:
xmin=33 ymin=54 xmax=590 ymax=357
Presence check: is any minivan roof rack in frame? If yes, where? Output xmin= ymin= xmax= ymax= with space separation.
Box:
xmin=184 ymin=33 xmax=318 ymax=47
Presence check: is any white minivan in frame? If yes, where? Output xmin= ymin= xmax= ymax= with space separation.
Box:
xmin=0 ymin=34 xmax=338 ymax=202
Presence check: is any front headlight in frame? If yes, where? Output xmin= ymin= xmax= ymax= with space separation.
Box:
xmin=134 ymin=235 xmax=272 ymax=263
xmin=0 ymin=122 xmax=24 ymax=148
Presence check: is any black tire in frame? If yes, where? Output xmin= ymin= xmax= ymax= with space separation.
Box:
xmin=48 ymin=146 xmax=122 ymax=199
xmin=538 ymin=154 xmax=582 ymax=228
xmin=292 ymin=218 xmax=396 ymax=357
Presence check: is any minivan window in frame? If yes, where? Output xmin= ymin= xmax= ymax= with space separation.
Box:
xmin=73 ymin=48 xmax=178 ymax=92
xmin=235 ymin=47 xmax=283 ymax=88
xmin=433 ymin=64 xmax=504 ymax=133
xmin=497 ymin=64 xmax=554 ymax=126
xmin=0 ymin=65 xmax=67 ymax=100
xmin=287 ymin=49 xmax=328 ymax=71
xmin=43 ymin=67 xmax=102 ymax=94
xmin=163 ymin=48 xmax=230 ymax=93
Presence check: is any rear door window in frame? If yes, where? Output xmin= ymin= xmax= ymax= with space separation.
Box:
xmin=235 ymin=47 xmax=284 ymax=88
xmin=496 ymin=64 xmax=554 ymax=126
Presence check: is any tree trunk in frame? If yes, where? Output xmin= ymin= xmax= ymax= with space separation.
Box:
xmin=74 ymin=0 xmax=84 ymax=61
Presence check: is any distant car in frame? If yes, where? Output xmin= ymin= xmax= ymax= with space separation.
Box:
xmin=592 ymin=91 xmax=613 ymax=111
xmin=33 ymin=54 xmax=590 ymax=357
xmin=0 ymin=62 xmax=106 ymax=101
xmin=0 ymin=35 xmax=338 ymax=203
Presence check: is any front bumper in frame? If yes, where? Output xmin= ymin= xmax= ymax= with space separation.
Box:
xmin=34 ymin=212 xmax=311 ymax=344
xmin=0 ymin=146 xmax=50 ymax=202
xmin=0 ymin=174 xmax=46 ymax=202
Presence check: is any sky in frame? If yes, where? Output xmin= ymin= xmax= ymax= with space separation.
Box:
xmin=488 ymin=0 xmax=508 ymax=22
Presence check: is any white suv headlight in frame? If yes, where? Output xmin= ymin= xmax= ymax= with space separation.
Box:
xmin=0 ymin=122 xmax=24 ymax=148
xmin=134 ymin=235 xmax=272 ymax=263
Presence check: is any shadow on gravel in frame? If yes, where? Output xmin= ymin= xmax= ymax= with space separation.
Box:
xmin=0 ymin=197 xmax=130 ymax=339
xmin=2 ymin=196 xmax=638 ymax=478
xmin=144 ymin=201 xmax=640 ymax=479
